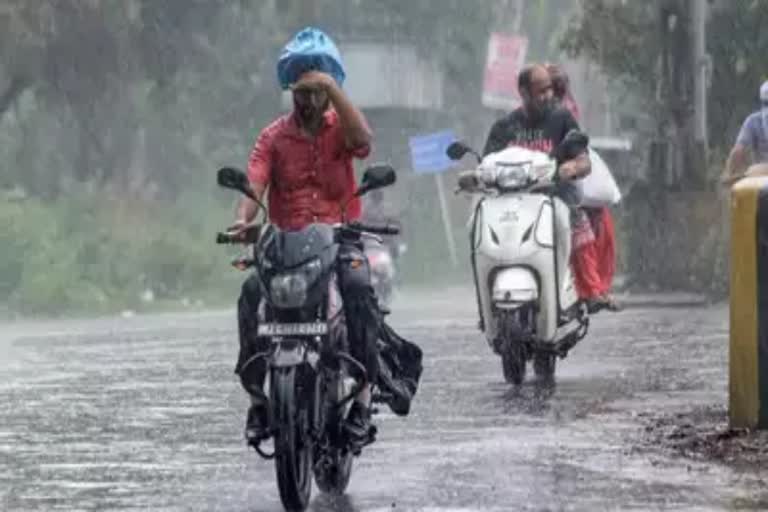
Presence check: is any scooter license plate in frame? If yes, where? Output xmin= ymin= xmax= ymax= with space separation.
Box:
xmin=257 ymin=323 xmax=328 ymax=337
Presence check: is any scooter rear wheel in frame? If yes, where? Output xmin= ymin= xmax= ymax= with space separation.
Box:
xmin=533 ymin=352 xmax=556 ymax=382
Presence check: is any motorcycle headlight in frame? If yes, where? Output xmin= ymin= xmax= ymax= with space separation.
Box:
xmin=268 ymin=258 xmax=323 ymax=308
xmin=270 ymin=273 xmax=308 ymax=308
xmin=496 ymin=162 xmax=532 ymax=190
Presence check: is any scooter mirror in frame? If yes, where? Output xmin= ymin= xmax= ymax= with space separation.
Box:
xmin=551 ymin=130 xmax=590 ymax=164
xmin=446 ymin=141 xmax=472 ymax=161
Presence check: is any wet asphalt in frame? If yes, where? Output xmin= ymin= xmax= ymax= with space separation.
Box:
xmin=1 ymin=288 xmax=767 ymax=512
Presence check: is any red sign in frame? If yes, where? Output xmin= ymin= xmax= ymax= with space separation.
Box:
xmin=482 ymin=33 xmax=529 ymax=110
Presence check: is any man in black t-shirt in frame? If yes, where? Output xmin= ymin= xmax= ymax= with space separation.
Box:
xmin=483 ymin=64 xmax=589 ymax=190
xmin=481 ymin=64 xmax=608 ymax=312
xmin=484 ymin=105 xmax=579 ymax=153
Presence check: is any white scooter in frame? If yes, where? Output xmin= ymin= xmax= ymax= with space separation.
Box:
xmin=446 ymin=132 xmax=590 ymax=384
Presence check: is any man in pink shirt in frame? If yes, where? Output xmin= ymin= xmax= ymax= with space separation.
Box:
xmin=230 ymin=43 xmax=378 ymax=446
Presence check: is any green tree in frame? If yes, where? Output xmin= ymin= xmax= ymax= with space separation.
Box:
xmin=562 ymin=0 xmax=768 ymax=159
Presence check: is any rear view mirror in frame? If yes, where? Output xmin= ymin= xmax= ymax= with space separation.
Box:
xmin=217 ymin=167 xmax=256 ymax=200
xmin=357 ymin=164 xmax=396 ymax=196
xmin=562 ymin=129 xmax=589 ymax=150
xmin=447 ymin=141 xmax=482 ymax=164
xmin=446 ymin=141 xmax=472 ymax=161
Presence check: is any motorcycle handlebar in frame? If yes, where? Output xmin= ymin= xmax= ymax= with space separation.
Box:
xmin=215 ymin=232 xmax=239 ymax=244
xmin=216 ymin=224 xmax=262 ymax=245
xmin=216 ymin=222 xmax=399 ymax=247
xmin=349 ymin=222 xmax=400 ymax=236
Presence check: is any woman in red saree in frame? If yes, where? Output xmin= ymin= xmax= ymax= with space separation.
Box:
xmin=546 ymin=64 xmax=620 ymax=311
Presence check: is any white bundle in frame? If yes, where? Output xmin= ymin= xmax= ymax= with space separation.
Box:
xmin=576 ymin=148 xmax=622 ymax=207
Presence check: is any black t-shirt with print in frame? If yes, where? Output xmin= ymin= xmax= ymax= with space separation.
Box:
xmin=482 ymin=107 xmax=580 ymax=157
xmin=482 ymin=106 xmax=582 ymax=205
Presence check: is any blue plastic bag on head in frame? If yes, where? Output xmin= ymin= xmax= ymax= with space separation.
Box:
xmin=277 ymin=27 xmax=346 ymax=90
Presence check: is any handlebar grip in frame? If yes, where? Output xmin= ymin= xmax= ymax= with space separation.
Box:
xmin=380 ymin=224 xmax=401 ymax=236
xmin=216 ymin=232 xmax=238 ymax=244
xmin=354 ymin=222 xmax=401 ymax=236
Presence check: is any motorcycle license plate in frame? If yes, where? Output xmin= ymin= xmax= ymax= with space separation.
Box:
xmin=257 ymin=323 xmax=328 ymax=337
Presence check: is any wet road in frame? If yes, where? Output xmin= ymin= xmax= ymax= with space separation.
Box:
xmin=1 ymin=289 xmax=767 ymax=511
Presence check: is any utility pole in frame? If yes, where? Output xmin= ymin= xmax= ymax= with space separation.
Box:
xmin=690 ymin=0 xmax=709 ymax=158
xmin=511 ymin=0 xmax=524 ymax=33
xmin=656 ymin=0 xmax=686 ymax=188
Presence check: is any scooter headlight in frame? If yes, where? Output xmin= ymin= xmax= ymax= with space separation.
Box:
xmin=495 ymin=162 xmax=532 ymax=190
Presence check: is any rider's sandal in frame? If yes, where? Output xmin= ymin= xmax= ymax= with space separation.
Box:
xmin=586 ymin=298 xmax=606 ymax=314
xmin=601 ymin=294 xmax=623 ymax=312
xmin=587 ymin=294 xmax=622 ymax=314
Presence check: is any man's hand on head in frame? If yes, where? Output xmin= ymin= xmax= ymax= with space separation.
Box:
xmin=292 ymin=71 xmax=336 ymax=92
xmin=294 ymin=70 xmax=372 ymax=150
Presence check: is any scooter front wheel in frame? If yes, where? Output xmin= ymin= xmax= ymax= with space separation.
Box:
xmin=501 ymin=343 xmax=526 ymax=385
xmin=498 ymin=311 xmax=528 ymax=385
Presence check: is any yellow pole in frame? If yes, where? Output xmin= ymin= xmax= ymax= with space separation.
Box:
xmin=729 ymin=174 xmax=768 ymax=428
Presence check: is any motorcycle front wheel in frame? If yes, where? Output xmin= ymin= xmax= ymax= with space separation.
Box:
xmin=272 ymin=367 xmax=313 ymax=511
xmin=314 ymin=447 xmax=353 ymax=495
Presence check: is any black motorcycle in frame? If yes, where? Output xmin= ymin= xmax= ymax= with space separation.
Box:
xmin=216 ymin=165 xmax=410 ymax=511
